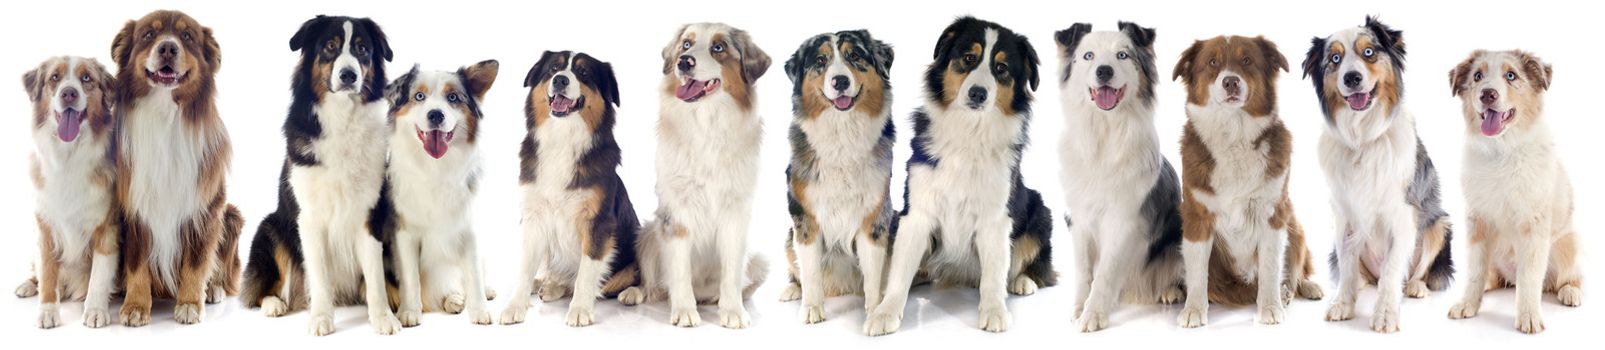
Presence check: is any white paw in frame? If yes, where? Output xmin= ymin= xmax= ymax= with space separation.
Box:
xmin=442 ymin=294 xmax=466 ymax=314
xmin=1516 ymin=311 xmax=1545 ymax=334
xmin=308 ymin=314 xmax=335 ymax=336
xmin=1008 ymin=276 xmax=1038 ymax=296
xmin=669 ymin=306 xmax=701 ymax=327
xmin=120 ymin=304 xmax=151 ymax=327
xmin=1159 ymin=286 xmax=1184 ymax=304
xmin=1297 ymin=280 xmax=1325 ymax=300
xmin=1258 ymin=304 xmax=1286 ymax=325
xmin=565 ymin=306 xmax=595 ymax=327
xmin=718 ymin=305 xmax=751 ymax=329
xmin=1370 ymin=305 xmax=1399 ymax=333
xmin=618 ymin=287 xmax=645 ymax=306
xmin=978 ymin=307 xmax=1010 ymax=333
xmin=539 ymin=284 xmax=567 ymax=302
xmin=467 ymin=308 xmax=492 ymax=325
xmin=1404 ymin=280 xmax=1430 ymax=298
xmin=206 ymin=285 xmax=225 ymax=304
xmin=862 ymin=311 xmax=902 ymax=336
xmin=371 ymin=314 xmax=402 ymax=335
xmin=15 ymin=279 xmax=38 ymax=298
xmin=37 ymin=305 xmax=61 ymax=329
xmin=262 ymin=296 xmax=290 ymax=317
xmin=1281 ymin=284 xmax=1295 ymax=306
xmin=1448 ymin=300 xmax=1481 ymax=319
xmin=1072 ymin=303 xmax=1085 ymax=319
xmin=1078 ymin=309 xmax=1109 ymax=332
xmin=397 ymin=309 xmax=421 ymax=327
xmin=498 ymin=304 xmax=528 ymax=325
xmin=1177 ymin=305 xmax=1207 ymax=328
xmin=801 ymin=304 xmax=825 ymax=324
xmin=1558 ymin=285 xmax=1583 ymax=307
xmin=82 ymin=306 xmax=112 ymax=328
xmin=778 ymin=283 xmax=801 ymax=302
xmin=174 ymin=303 xmax=204 ymax=324
xmin=1325 ymin=301 xmax=1354 ymax=321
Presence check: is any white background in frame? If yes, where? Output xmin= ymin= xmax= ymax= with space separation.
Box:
xmin=2 ymin=0 xmax=1599 ymax=348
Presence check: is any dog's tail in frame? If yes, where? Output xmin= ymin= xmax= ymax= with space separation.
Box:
xmin=743 ymin=253 xmax=769 ymax=300
xmin=212 ymin=204 xmax=245 ymax=297
xmin=240 ymin=210 xmax=295 ymax=309
xmin=1205 ymin=244 xmax=1257 ymax=307
xmin=1422 ymin=217 xmax=1455 ymax=291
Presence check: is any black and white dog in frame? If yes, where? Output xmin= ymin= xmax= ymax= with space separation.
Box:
xmin=775 ymin=30 xmax=897 ymax=324
xmin=865 ymin=17 xmax=1055 ymax=336
xmin=239 ymin=15 xmax=400 ymax=335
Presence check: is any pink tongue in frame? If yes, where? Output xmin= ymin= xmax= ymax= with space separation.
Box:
xmin=57 ymin=110 xmax=82 ymax=142
xmin=1346 ymin=93 xmax=1370 ymax=110
xmin=1481 ymin=109 xmax=1504 ymax=136
xmin=1093 ymin=87 xmax=1120 ymax=110
xmin=676 ymin=80 xmax=708 ymax=101
xmin=832 ymin=95 xmax=853 ymax=110
xmin=551 ymin=95 xmax=576 ymax=114
xmin=424 ymin=130 xmax=449 ymax=159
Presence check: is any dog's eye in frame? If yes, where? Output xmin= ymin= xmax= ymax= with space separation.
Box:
xmin=81 ymin=74 xmax=91 ymax=83
xmin=711 ymin=42 xmax=725 ymax=53
xmin=49 ymin=74 xmax=58 ymax=81
xmin=848 ymin=52 xmax=861 ymax=62
xmin=447 ymin=93 xmax=461 ymax=103
xmin=1330 ymin=53 xmax=1340 ymax=64
xmin=577 ymin=69 xmax=588 ymax=77
xmin=324 ymin=40 xmax=338 ymax=53
xmin=1241 ymin=57 xmax=1251 ymax=65
xmin=1505 ymin=71 xmax=1517 ymax=81
xmin=354 ymin=44 xmax=368 ymax=56
xmin=816 ymin=55 xmax=827 ymax=66
xmin=182 ymin=32 xmax=192 ymax=42
xmin=1473 ymin=71 xmax=1483 ymax=82
xmin=1209 ymin=59 xmax=1218 ymax=67
xmin=1362 ymin=48 xmax=1374 ymax=58
xmin=413 ymin=92 xmax=426 ymax=101
xmin=1082 ymin=52 xmax=1093 ymax=60
xmin=143 ymin=31 xmax=155 ymax=40
xmin=1117 ymin=51 xmax=1128 ymax=60
xmin=994 ymin=62 xmax=1008 ymax=75
xmin=963 ymin=54 xmax=979 ymax=66
xmin=681 ymin=41 xmax=692 ymax=51
xmin=550 ymin=65 xmax=560 ymax=73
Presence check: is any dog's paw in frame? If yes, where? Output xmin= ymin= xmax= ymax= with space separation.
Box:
xmin=37 ymin=305 xmax=61 ymax=329
xmin=498 ymin=305 xmax=527 ymax=325
xmin=174 ymin=303 xmax=204 ymax=325
xmin=718 ymin=305 xmax=750 ymax=329
xmin=308 ymin=314 xmax=335 ymax=336
xmin=978 ymin=307 xmax=1010 ymax=333
xmin=1078 ymin=309 xmax=1109 ymax=332
xmin=618 ymin=287 xmax=645 ymax=306
xmin=119 ymin=303 xmax=151 ymax=327
xmin=1008 ymin=276 xmax=1038 ymax=296
xmin=1297 ymin=280 xmax=1325 ymax=300
xmin=485 ymin=288 xmax=497 ymax=301
xmin=442 ymin=294 xmax=466 ymax=314
xmin=1404 ymin=280 xmax=1431 ymax=299
xmin=262 ymin=296 xmax=289 ymax=317
xmin=1177 ymin=305 xmax=1207 ymax=328
xmin=778 ymin=283 xmax=801 ymax=302
xmin=539 ymin=284 xmax=567 ymax=302
xmin=862 ymin=311 xmax=902 ymax=336
xmin=1516 ymin=311 xmax=1546 ymax=334
xmin=801 ymin=304 xmax=825 ymax=324
xmin=669 ymin=306 xmax=701 ymax=327
xmin=1558 ymin=285 xmax=1583 ymax=307
xmin=1448 ymin=300 xmax=1481 ymax=319
xmin=1258 ymin=303 xmax=1286 ymax=325
xmin=82 ymin=306 xmax=112 ymax=328
xmin=1159 ymin=286 xmax=1184 ymax=304
xmin=397 ymin=309 xmax=422 ymax=328
xmin=565 ymin=305 xmax=595 ymax=327
xmin=206 ymin=285 xmax=225 ymax=304
xmin=370 ymin=314 xmax=402 ymax=335
xmin=15 ymin=279 xmax=37 ymax=298
xmin=1072 ymin=303 xmax=1085 ymax=319
xmin=1370 ymin=305 xmax=1399 ymax=333
xmin=467 ymin=308 xmax=492 ymax=325
xmin=1281 ymin=284 xmax=1295 ymax=306
xmin=1325 ymin=301 xmax=1354 ymax=322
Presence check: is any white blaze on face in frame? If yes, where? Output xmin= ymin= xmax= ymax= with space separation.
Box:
xmin=404 ymin=71 xmax=467 ymax=159
xmin=1330 ymin=29 xmax=1376 ymax=110
xmin=548 ymin=58 xmax=581 ymax=116
xmin=958 ymin=28 xmax=999 ymax=110
xmin=143 ymin=34 xmax=186 ymax=88
xmin=820 ymin=34 xmax=860 ymax=111
xmin=48 ymin=59 xmax=90 ymax=142
xmin=330 ymin=21 xmax=363 ymax=93
xmin=1074 ymin=32 xmax=1137 ymax=111
xmin=1212 ymin=67 xmax=1246 ymax=107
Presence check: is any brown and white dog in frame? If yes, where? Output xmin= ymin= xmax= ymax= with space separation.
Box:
xmin=17 ymin=56 xmax=121 ymax=329
xmin=1172 ymin=35 xmax=1323 ymax=328
xmin=617 ymin=23 xmax=771 ymax=329
xmin=110 ymin=10 xmax=244 ymax=326
xmin=1446 ymin=50 xmax=1583 ymax=334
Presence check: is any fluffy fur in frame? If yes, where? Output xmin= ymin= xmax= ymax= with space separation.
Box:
xmin=238 ymin=15 xmax=398 ymax=336
xmin=1172 ymin=35 xmax=1324 ymax=328
xmin=1446 ymin=50 xmax=1582 ymax=334
xmin=617 ymin=22 xmax=771 ymax=329
xmin=1300 ymin=16 xmax=1453 ymax=333
xmin=110 ymin=10 xmax=244 ymax=327
xmin=19 ymin=56 xmax=121 ymax=329
xmin=774 ymin=30 xmax=897 ymax=325
xmin=865 ymin=17 xmax=1054 ymax=336
xmin=1054 ymin=22 xmax=1183 ymax=332
xmin=498 ymin=51 xmax=640 ymax=327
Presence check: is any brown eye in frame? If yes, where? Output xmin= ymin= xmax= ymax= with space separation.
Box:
xmin=550 ymin=65 xmax=560 ymax=72
xmin=324 ymin=40 xmax=338 ymax=53
xmin=181 ymin=32 xmax=192 ymax=41
xmin=143 ymin=31 xmax=155 ymax=40
xmin=848 ymin=52 xmax=861 ymax=61
xmin=816 ymin=55 xmax=826 ymax=66
xmin=1209 ymin=58 xmax=1218 ymax=66
xmin=1473 ymin=71 xmax=1483 ymax=82
xmin=962 ymin=54 xmax=978 ymax=65
xmin=1241 ymin=57 xmax=1251 ymax=65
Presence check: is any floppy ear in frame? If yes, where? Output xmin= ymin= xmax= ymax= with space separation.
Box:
xmin=869 ymin=36 xmax=894 ymax=78
xmin=1020 ymin=37 xmax=1041 ymax=91
xmin=731 ymin=29 xmax=771 ymax=84
xmin=1118 ymin=22 xmax=1155 ymax=48
xmin=202 ymin=27 xmax=222 ymax=72
xmin=461 ymin=60 xmax=499 ymax=100
xmin=524 ymin=51 xmax=559 ymax=88
xmin=1448 ymin=52 xmax=1477 ymax=97
xmin=783 ymin=36 xmax=814 ymax=85
xmin=110 ymin=20 xmax=136 ymax=68
xmin=386 ymin=64 xmax=419 ymax=108
xmin=21 ymin=66 xmax=41 ymax=102
xmin=289 ymin=15 xmax=324 ymax=52
xmin=1518 ymin=51 xmax=1553 ymax=91
xmin=1364 ymin=16 xmax=1405 ymax=58
xmin=1172 ymin=40 xmax=1203 ymax=84
xmin=1300 ymin=37 xmax=1326 ymax=80
xmin=932 ymin=18 xmax=969 ymax=63
xmin=90 ymin=60 xmax=116 ymax=114
xmin=660 ymin=24 xmax=688 ymax=75
xmin=1054 ymin=23 xmax=1091 ymax=53
xmin=1256 ymin=36 xmax=1289 ymax=74
xmin=362 ymin=18 xmax=393 ymax=62
xmin=592 ymin=58 xmax=621 ymax=107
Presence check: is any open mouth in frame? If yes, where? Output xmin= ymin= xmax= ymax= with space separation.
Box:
xmin=549 ymin=93 xmax=585 ymax=117
xmin=1344 ymin=88 xmax=1376 ymax=111
xmin=830 ymin=94 xmax=856 ymax=111
xmin=415 ymin=127 xmax=456 ymax=159
xmin=147 ymin=65 xmax=185 ymax=86
xmin=55 ymin=108 xmax=84 ymax=142
xmin=1479 ymin=107 xmax=1516 ymax=137
xmin=675 ymin=77 xmax=721 ymax=102
xmin=1089 ymin=85 xmax=1126 ymax=111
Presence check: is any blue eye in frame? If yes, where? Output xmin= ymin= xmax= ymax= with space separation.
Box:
xmin=1505 ymin=71 xmax=1517 ymax=81
xmin=1117 ymin=51 xmax=1129 ymax=60
xmin=413 ymin=92 xmax=425 ymax=101
xmin=1330 ymin=53 xmax=1340 ymax=64
xmin=447 ymin=93 xmax=460 ymax=103
xmin=1082 ymin=52 xmax=1093 ymax=60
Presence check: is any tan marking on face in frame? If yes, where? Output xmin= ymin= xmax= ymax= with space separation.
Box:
xmin=798 ymin=41 xmax=833 ymax=119
xmin=993 ymin=51 xmax=1018 ymax=115
xmin=440 ymin=84 xmax=479 ymax=143
xmin=710 ymin=32 xmax=755 ymax=110
xmin=577 ymin=75 xmax=606 ymax=133
xmin=847 ymin=43 xmax=888 ymax=117
xmin=1357 ymin=37 xmax=1401 ymax=114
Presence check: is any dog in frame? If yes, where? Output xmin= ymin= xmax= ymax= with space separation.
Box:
xmin=616 ymin=22 xmax=771 ymax=329
xmin=237 ymin=15 xmax=398 ymax=335
xmin=1053 ymin=22 xmax=1182 ymax=333
xmin=1172 ymin=35 xmax=1324 ymax=328
xmin=864 ymin=17 xmax=1054 ymax=336
xmin=1446 ymin=50 xmax=1583 ymax=334
xmin=18 ymin=56 xmax=121 ymax=329
xmin=382 ymin=60 xmax=500 ymax=327
xmin=110 ymin=10 xmax=244 ymax=327
xmin=773 ymin=30 xmax=897 ymax=325
xmin=1300 ymin=16 xmax=1453 ymax=333
xmin=497 ymin=51 xmax=639 ymax=327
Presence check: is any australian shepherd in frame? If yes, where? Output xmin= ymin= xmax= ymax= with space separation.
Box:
xmin=865 ymin=17 xmax=1054 ymax=336
xmin=110 ymin=10 xmax=244 ymax=327
xmin=1446 ymin=50 xmax=1582 ymax=334
xmin=1300 ymin=16 xmax=1453 ymax=333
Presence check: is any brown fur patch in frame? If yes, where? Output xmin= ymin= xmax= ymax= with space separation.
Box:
xmin=790 ymin=177 xmax=819 ymax=245
xmin=992 ymin=51 xmax=1019 ymax=115
xmin=1254 ymin=120 xmax=1293 ymax=180
xmin=1178 ymin=123 xmax=1215 ymax=243
xmin=526 ymin=81 xmax=552 ymax=129
xmin=36 ymin=215 xmax=60 ymax=304
xmin=601 ymin=263 xmax=637 ymax=296
xmin=850 ymin=56 xmax=889 ymax=117
xmin=1011 ymin=234 xmax=1041 ymax=276
xmin=798 ymin=41 xmax=833 ymax=119
xmin=858 ymin=195 xmax=887 ymax=246
xmin=577 ymin=76 xmax=607 ymax=132
xmin=577 ymin=187 xmax=606 ymax=259
xmin=1412 ymin=216 xmax=1449 ymax=283
xmin=710 ymin=33 xmax=754 ymax=110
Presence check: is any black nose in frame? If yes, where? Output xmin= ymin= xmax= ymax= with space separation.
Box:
xmin=553 ymin=75 xmax=570 ymax=90
xmin=677 ymin=55 xmax=695 ymax=73
xmin=1223 ymin=76 xmax=1241 ymax=95
xmin=831 ymin=75 xmax=850 ymax=92
xmin=1095 ymin=65 xmax=1114 ymax=83
xmin=1343 ymin=71 xmax=1363 ymax=89
xmin=60 ymin=87 xmax=79 ymax=106
xmin=157 ymin=42 xmax=178 ymax=60
xmin=1480 ymin=88 xmax=1498 ymax=105
xmin=967 ymin=86 xmax=988 ymax=106
xmin=339 ymin=69 xmax=357 ymax=85
xmin=427 ymin=110 xmax=444 ymax=127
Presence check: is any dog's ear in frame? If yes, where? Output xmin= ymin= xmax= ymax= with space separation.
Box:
xmin=386 ymin=64 xmax=419 ymax=109
xmin=1173 ymin=40 xmax=1203 ymax=84
xmin=589 ymin=56 xmax=621 ymax=107
xmin=110 ymin=20 xmax=136 ymax=68
xmin=460 ymin=60 xmax=499 ymax=101
xmin=1054 ymin=23 xmax=1092 ymax=54
xmin=1364 ymin=16 xmax=1405 ymax=59
xmin=865 ymin=33 xmax=894 ymax=79
xmin=1256 ymin=36 xmax=1289 ymax=75
xmin=1518 ymin=51 xmax=1553 ymax=91
xmin=21 ymin=64 xmax=42 ymax=102
xmin=1300 ymin=37 xmax=1326 ymax=80
xmin=933 ymin=17 xmax=972 ymax=64
xmin=661 ymin=24 xmax=688 ymax=76
xmin=90 ymin=60 xmax=116 ymax=115
xmin=1020 ymin=35 xmax=1040 ymax=92
xmin=525 ymin=51 xmax=560 ymax=88
xmin=202 ymin=26 xmax=222 ymax=72
xmin=783 ymin=37 xmax=811 ymax=85
xmin=289 ymin=15 xmax=325 ymax=52
xmin=1118 ymin=22 xmax=1155 ymax=48
xmin=361 ymin=18 xmax=393 ymax=62
xmin=1448 ymin=52 xmax=1477 ymax=97
xmin=730 ymin=28 xmax=771 ymax=84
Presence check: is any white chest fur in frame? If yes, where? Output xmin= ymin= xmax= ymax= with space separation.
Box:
xmin=655 ymin=93 xmax=762 ymax=234
xmin=288 ymin=99 xmax=389 ymax=215
xmin=122 ymin=91 xmax=206 ymax=286
xmin=1058 ymin=101 xmax=1162 ymax=223
xmin=797 ymin=110 xmax=890 ymax=250
xmin=1187 ymin=105 xmax=1286 ymax=279
xmin=523 ymin=117 xmax=596 ymax=272
xmin=34 ymin=128 xmax=112 ymax=265
xmin=907 ymin=105 xmax=1022 ymax=257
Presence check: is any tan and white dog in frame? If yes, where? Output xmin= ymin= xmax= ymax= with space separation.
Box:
xmin=1446 ymin=50 xmax=1583 ymax=334
xmin=18 ymin=56 xmax=121 ymax=329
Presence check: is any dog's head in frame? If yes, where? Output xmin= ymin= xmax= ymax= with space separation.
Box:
xmin=289 ymin=15 xmax=392 ymax=102
xmin=1449 ymin=50 xmax=1551 ymax=138
xmin=784 ymin=29 xmax=894 ymax=118
xmin=1301 ymin=16 xmax=1405 ymax=123
xmin=1174 ymin=35 xmax=1288 ymax=116
xmin=22 ymin=56 xmax=115 ymax=143
xmin=661 ymin=23 xmax=770 ymax=109
xmin=385 ymin=60 xmax=499 ymax=159
xmin=926 ymin=16 xmax=1039 ymax=115
xmin=524 ymin=51 xmax=619 ymax=129
xmin=111 ymin=10 xmax=220 ymax=101
xmin=1056 ymin=22 xmax=1156 ymax=113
